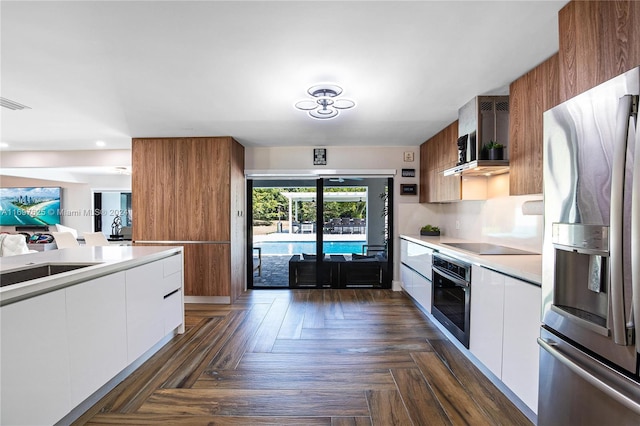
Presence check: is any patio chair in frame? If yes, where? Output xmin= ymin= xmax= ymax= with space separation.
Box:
xmin=330 ymin=218 xmax=343 ymax=234
xmin=353 ymin=218 xmax=365 ymax=234
xmin=341 ymin=218 xmax=353 ymax=234
xmin=301 ymin=222 xmax=314 ymax=233
xmin=363 ymin=244 xmax=387 ymax=257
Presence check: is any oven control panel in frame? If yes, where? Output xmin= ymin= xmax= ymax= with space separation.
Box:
xmin=433 ymin=254 xmax=471 ymax=282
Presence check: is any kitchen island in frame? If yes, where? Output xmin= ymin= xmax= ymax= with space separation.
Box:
xmin=0 ymin=246 xmax=184 ymax=426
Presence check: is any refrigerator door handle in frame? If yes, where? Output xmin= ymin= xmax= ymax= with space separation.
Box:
xmin=632 ymin=100 xmax=640 ymax=352
xmin=538 ymin=337 xmax=640 ymax=415
xmin=611 ymin=95 xmax=634 ymax=346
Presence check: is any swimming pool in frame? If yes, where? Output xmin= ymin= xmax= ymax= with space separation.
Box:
xmin=255 ymin=241 xmax=366 ymax=255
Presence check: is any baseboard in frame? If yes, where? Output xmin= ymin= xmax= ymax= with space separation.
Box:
xmin=184 ymin=295 xmax=231 ymax=304
xmin=392 ymin=280 xmax=402 ymax=291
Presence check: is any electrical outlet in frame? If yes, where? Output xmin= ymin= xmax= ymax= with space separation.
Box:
xmin=455 ymin=220 xmax=460 ymax=230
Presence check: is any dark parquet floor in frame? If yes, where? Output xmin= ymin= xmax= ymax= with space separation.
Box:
xmin=74 ymin=289 xmax=532 ymax=425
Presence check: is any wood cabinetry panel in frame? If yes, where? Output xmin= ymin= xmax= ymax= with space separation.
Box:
xmin=132 ymin=136 xmax=245 ymax=300
xmin=182 ymin=243 xmax=231 ymax=297
xmin=175 ymin=138 xmax=231 ymax=241
xmin=419 ymin=121 xmax=460 ymax=203
xmin=229 ymin=141 xmax=246 ymax=302
xmin=132 ymin=139 xmax=178 ymax=241
xmin=559 ymin=0 xmax=640 ymax=102
xmin=419 ymin=142 xmax=429 ymax=202
xmin=509 ymin=54 xmax=559 ymax=195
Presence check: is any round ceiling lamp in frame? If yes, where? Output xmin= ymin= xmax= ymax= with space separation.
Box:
xmin=295 ymin=84 xmax=355 ymax=120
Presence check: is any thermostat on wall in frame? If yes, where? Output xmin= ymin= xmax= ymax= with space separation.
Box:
xmin=400 ymin=184 xmax=417 ymax=195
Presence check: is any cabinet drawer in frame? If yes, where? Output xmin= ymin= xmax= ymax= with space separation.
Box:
xmin=163 ymin=253 xmax=183 ymax=277
xmin=163 ymin=289 xmax=183 ymax=334
xmin=401 ymin=239 xmax=433 ymax=279
xmin=162 ymin=271 xmax=182 ymax=295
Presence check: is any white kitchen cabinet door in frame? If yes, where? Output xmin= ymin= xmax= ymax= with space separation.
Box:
xmin=412 ymin=271 xmax=432 ymax=313
xmin=125 ymin=260 xmax=164 ymax=361
xmin=502 ymin=277 xmax=541 ymax=413
xmin=469 ymin=265 xmax=505 ymax=378
xmin=400 ymin=263 xmax=432 ymax=314
xmin=400 ymin=263 xmax=414 ymax=293
xmin=66 ymin=272 xmax=128 ymax=406
xmin=0 ymin=290 xmax=72 ymax=426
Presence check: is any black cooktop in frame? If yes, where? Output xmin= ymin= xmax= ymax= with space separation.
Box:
xmin=441 ymin=242 xmax=538 ymax=255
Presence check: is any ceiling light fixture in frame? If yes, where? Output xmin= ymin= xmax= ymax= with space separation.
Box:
xmin=96 ymin=140 xmax=106 ymax=147
xmin=0 ymin=142 xmax=9 ymax=148
xmin=295 ymin=84 xmax=355 ymax=120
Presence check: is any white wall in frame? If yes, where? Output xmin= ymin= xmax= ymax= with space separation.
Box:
xmin=248 ymin=145 xmax=543 ymax=250
xmin=247 ymin=145 xmax=422 ymax=288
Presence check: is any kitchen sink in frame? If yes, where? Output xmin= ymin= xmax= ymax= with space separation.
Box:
xmin=0 ymin=263 xmax=100 ymax=287
xmin=441 ymin=242 xmax=538 ymax=255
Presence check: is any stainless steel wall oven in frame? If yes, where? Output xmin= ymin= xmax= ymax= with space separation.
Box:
xmin=432 ymin=253 xmax=471 ymax=348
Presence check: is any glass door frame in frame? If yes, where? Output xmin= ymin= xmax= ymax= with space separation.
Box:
xmin=246 ymin=176 xmax=393 ymax=289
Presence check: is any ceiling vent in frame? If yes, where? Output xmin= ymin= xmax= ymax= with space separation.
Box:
xmin=1 ymin=97 xmax=31 ymax=110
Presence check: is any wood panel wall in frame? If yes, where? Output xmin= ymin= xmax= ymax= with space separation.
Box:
xmin=559 ymin=0 xmax=640 ymax=102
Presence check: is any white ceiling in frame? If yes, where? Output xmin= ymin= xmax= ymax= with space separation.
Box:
xmin=1 ymin=0 xmax=568 ymax=152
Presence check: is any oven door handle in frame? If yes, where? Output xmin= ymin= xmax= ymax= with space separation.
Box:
xmin=432 ymin=265 xmax=469 ymax=287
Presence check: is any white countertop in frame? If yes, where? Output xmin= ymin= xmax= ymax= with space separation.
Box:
xmin=0 ymin=246 xmax=183 ymax=306
xmin=400 ymin=234 xmax=542 ymax=285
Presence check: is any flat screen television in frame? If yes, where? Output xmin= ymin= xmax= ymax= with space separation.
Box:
xmin=0 ymin=187 xmax=61 ymax=227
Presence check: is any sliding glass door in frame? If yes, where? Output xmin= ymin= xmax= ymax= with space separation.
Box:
xmin=247 ymin=177 xmax=392 ymax=289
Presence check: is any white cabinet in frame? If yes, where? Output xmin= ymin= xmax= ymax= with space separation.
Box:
xmin=469 ymin=265 xmax=505 ymax=377
xmin=126 ymin=253 xmax=184 ymax=361
xmin=125 ymin=260 xmax=165 ymax=362
xmin=400 ymin=239 xmax=433 ymax=313
xmin=400 ymin=238 xmax=433 ymax=278
xmin=469 ymin=265 xmax=541 ymax=413
xmin=400 ymin=262 xmax=413 ymax=292
xmin=66 ymin=272 xmax=128 ymax=406
xmin=162 ymin=253 xmax=184 ymax=334
xmin=502 ymin=276 xmax=541 ymax=412
xmin=1 ymin=290 xmax=72 ymax=426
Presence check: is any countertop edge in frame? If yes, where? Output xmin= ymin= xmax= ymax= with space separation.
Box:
xmin=400 ymin=234 xmax=542 ymax=285
xmin=0 ymin=246 xmax=183 ymax=306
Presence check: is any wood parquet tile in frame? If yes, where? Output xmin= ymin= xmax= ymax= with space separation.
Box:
xmin=76 ymin=289 xmax=532 ymax=426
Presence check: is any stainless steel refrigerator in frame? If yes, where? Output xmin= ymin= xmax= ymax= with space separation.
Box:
xmin=539 ymin=66 xmax=640 ymax=425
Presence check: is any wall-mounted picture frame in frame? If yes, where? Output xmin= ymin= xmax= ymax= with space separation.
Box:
xmin=400 ymin=184 xmax=417 ymax=195
xmin=313 ymin=148 xmax=327 ymax=165
xmin=401 ymin=168 xmax=416 ymax=177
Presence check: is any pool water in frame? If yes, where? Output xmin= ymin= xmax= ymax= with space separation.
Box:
xmin=256 ymin=241 xmax=366 ymax=255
